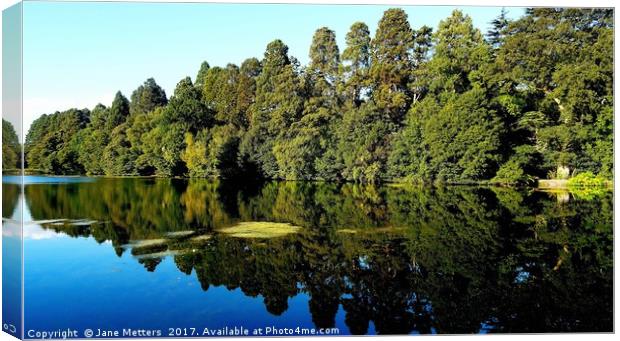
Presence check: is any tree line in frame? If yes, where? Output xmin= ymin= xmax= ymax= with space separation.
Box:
xmin=21 ymin=8 xmax=613 ymax=184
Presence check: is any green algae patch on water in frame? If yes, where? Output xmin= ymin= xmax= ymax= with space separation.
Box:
xmin=217 ymin=222 xmax=302 ymax=238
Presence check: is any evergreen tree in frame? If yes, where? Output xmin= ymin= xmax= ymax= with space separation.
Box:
xmin=341 ymin=22 xmax=371 ymax=105
xmin=130 ymin=78 xmax=168 ymax=116
xmin=389 ymin=89 xmax=502 ymax=182
xmin=103 ymin=122 xmax=138 ymax=175
xmin=275 ymin=27 xmax=340 ymax=180
xmin=127 ymin=111 xmax=158 ymax=175
xmin=370 ymin=8 xmax=414 ymax=124
xmin=241 ymin=39 xmax=303 ymax=178
xmin=195 ymin=61 xmax=211 ymax=89
xmin=164 ymin=77 xmax=213 ymax=132
xmin=236 ymin=58 xmax=262 ymax=128
xmin=77 ymin=104 xmax=109 ymax=175
xmin=409 ymin=25 xmax=433 ymax=105
xmin=202 ymin=64 xmax=242 ymax=125
xmin=94 ymin=78 xmax=169 ymax=175
xmin=308 ymin=27 xmax=340 ymax=85
xmin=424 ymin=10 xmax=491 ymax=95
xmin=412 ymin=26 xmax=433 ymax=67
xmin=335 ymin=102 xmax=391 ymax=183
xmin=106 ymin=91 xmax=130 ymax=131
xmin=486 ymin=8 xmax=509 ymax=49
xmin=141 ymin=120 xmax=188 ymax=177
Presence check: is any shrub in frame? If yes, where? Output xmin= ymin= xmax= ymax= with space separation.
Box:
xmin=567 ymin=172 xmax=608 ymax=187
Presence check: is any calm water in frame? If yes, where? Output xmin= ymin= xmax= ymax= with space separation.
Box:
xmin=2 ymin=176 xmax=613 ymax=336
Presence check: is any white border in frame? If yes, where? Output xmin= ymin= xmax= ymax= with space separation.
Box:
xmin=1 ymin=1 xmax=617 ymax=341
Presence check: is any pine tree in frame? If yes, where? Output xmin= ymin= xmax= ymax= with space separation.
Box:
xmin=486 ymin=8 xmax=509 ymax=49
xmin=195 ymin=61 xmax=211 ymax=89
xmin=410 ymin=25 xmax=433 ymax=104
xmin=106 ymin=91 xmax=130 ymax=131
xmin=130 ymin=78 xmax=168 ymax=116
xmin=341 ymin=22 xmax=371 ymax=105
xmin=274 ymin=28 xmax=340 ymax=180
xmin=370 ymin=8 xmax=414 ymax=124
xmin=241 ymin=39 xmax=303 ymax=178
xmin=236 ymin=57 xmax=262 ymax=128
xmin=424 ymin=10 xmax=491 ymax=95
xmin=308 ymin=27 xmax=340 ymax=87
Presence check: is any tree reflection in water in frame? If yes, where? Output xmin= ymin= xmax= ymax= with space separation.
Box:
xmin=13 ymin=178 xmax=613 ymax=334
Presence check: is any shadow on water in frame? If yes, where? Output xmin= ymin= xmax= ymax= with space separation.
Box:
xmin=7 ymin=177 xmax=614 ymax=334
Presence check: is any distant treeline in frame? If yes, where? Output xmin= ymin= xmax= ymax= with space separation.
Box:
xmin=19 ymin=8 xmax=613 ymax=184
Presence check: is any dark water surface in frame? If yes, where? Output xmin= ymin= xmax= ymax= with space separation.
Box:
xmin=2 ymin=176 xmax=613 ymax=336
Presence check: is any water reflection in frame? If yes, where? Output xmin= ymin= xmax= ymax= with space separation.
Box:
xmin=7 ymin=178 xmax=614 ymax=334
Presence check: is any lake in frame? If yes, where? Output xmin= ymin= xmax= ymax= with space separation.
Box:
xmin=2 ymin=176 xmax=613 ymax=336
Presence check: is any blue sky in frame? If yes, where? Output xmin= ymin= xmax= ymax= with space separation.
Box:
xmin=22 ymin=1 xmax=524 ymax=139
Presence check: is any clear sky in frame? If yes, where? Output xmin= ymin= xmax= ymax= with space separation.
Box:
xmin=22 ymin=1 xmax=524 ymax=140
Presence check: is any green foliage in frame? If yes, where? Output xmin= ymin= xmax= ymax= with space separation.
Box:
xmin=492 ymin=8 xmax=613 ymax=179
xmin=308 ymin=27 xmax=340 ymax=82
xmin=127 ymin=112 xmax=159 ymax=175
xmin=273 ymin=27 xmax=341 ymax=180
xmin=130 ymin=78 xmax=168 ymax=116
xmin=181 ymin=130 xmax=210 ymax=177
xmin=106 ymin=92 xmax=130 ymax=131
xmin=99 ymin=84 xmax=165 ymax=176
xmin=341 ymin=22 xmax=371 ymax=105
xmin=165 ymin=77 xmax=213 ymax=132
xmin=486 ymin=8 xmax=509 ymax=49
xmin=182 ymin=125 xmax=242 ymax=179
xmin=241 ymin=39 xmax=303 ymax=179
xmin=567 ymin=172 xmax=610 ymax=200
xmin=236 ymin=58 xmax=262 ymax=127
xmin=370 ymin=8 xmax=414 ymax=123
xmin=26 ymin=108 xmax=89 ymax=174
xmin=103 ymin=122 xmax=138 ymax=175
xmin=491 ymin=145 xmax=541 ymax=185
xmin=567 ymin=172 xmax=608 ymax=188
xmin=424 ymin=10 xmax=490 ymax=95
xmin=141 ymin=121 xmax=188 ymax=177
xmin=390 ymin=89 xmax=502 ymax=183
xmin=334 ymin=103 xmax=391 ymax=183
xmin=2 ymin=119 xmax=20 ymax=170
xmin=195 ymin=61 xmax=211 ymax=89
xmin=23 ymin=7 xmax=613 ymax=185
xmin=201 ymin=64 xmax=247 ymax=127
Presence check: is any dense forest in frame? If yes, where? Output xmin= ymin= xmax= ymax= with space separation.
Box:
xmin=18 ymin=8 xmax=613 ymax=184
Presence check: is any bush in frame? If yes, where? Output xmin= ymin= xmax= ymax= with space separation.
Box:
xmin=492 ymin=159 xmax=534 ymax=186
xmin=567 ymin=172 xmax=608 ymax=188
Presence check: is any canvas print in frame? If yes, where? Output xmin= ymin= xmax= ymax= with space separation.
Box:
xmin=1 ymin=0 xmax=614 ymax=338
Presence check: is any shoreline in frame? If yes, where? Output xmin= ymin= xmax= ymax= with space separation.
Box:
xmin=4 ymin=172 xmax=613 ymax=189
